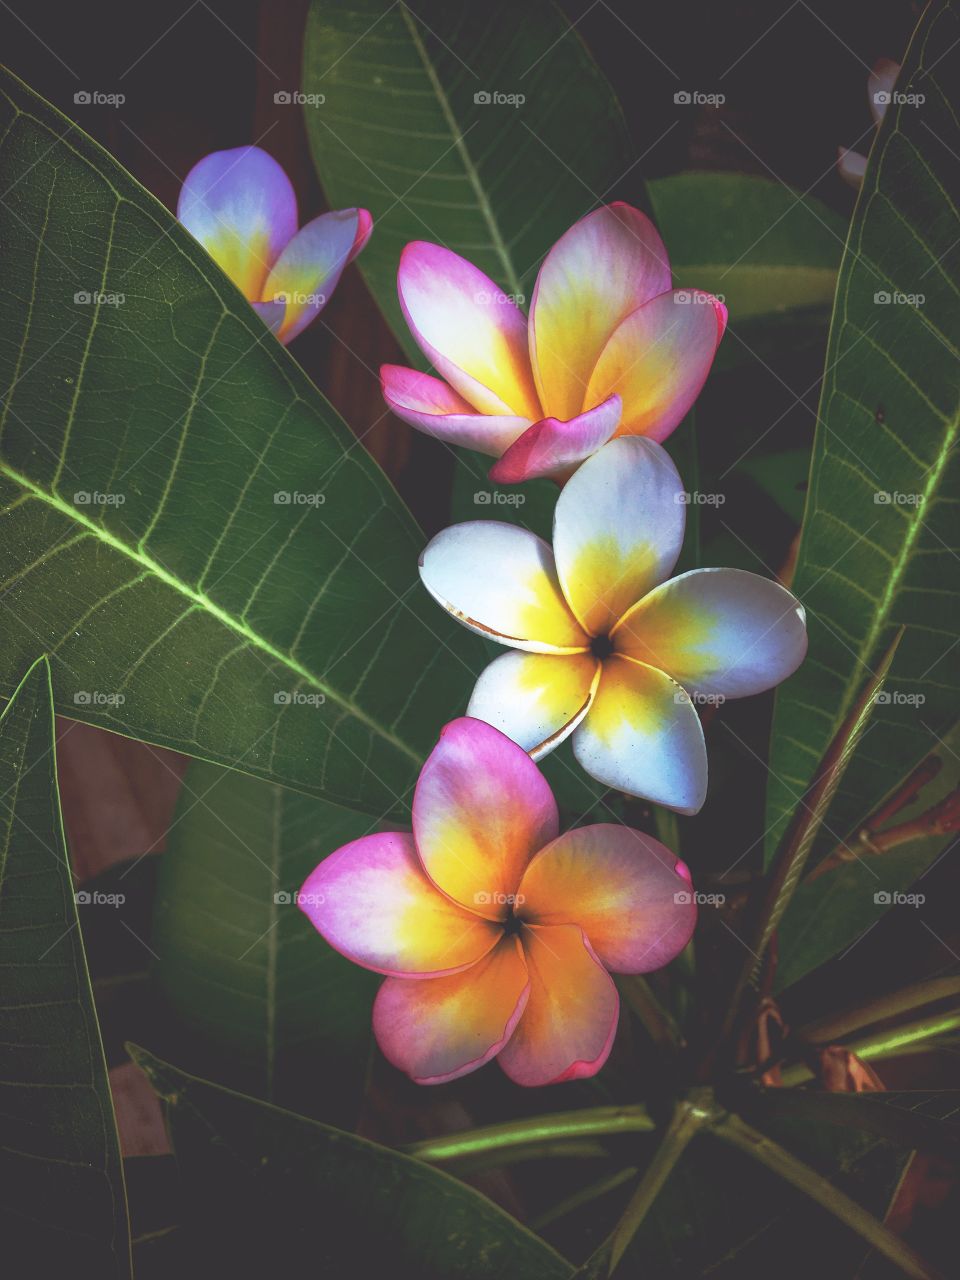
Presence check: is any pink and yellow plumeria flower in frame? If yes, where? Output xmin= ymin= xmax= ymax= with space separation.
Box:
xmin=300 ymin=717 xmax=696 ymax=1086
xmin=381 ymin=202 xmax=726 ymax=483
xmin=419 ymin=438 xmax=807 ymax=813
xmin=178 ymin=145 xmax=372 ymax=344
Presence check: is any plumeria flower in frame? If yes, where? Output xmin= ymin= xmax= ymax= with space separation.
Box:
xmin=381 ymin=203 xmax=726 ymax=483
xmin=299 ymin=717 xmax=696 ymax=1086
xmin=177 ymin=145 xmax=372 ymax=344
xmin=838 ymin=58 xmax=901 ymax=188
xmin=419 ymin=438 xmax=807 ymax=813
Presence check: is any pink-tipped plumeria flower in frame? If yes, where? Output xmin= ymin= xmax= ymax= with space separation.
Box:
xmin=838 ymin=58 xmax=901 ymax=188
xmin=177 ymin=145 xmax=372 ymax=344
xmin=419 ymin=438 xmax=807 ymax=813
xmin=299 ymin=717 xmax=696 ymax=1086
xmin=381 ymin=203 xmax=726 ymax=483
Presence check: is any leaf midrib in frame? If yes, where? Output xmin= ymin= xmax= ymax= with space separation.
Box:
xmin=0 ymin=461 xmax=421 ymax=765
xmin=399 ymin=2 xmax=524 ymax=298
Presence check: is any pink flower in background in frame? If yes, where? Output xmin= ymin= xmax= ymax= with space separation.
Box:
xmin=381 ymin=203 xmax=726 ymax=483
xmin=299 ymin=718 xmax=696 ymax=1087
xmin=419 ymin=439 xmax=807 ymax=813
xmin=178 ymin=145 xmax=372 ymax=344
xmin=838 ymin=58 xmax=901 ymax=188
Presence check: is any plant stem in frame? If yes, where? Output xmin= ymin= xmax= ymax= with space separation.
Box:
xmin=781 ymin=1008 xmax=960 ymax=1087
xmin=402 ymin=1104 xmax=654 ymax=1165
xmin=531 ymin=1166 xmax=638 ymax=1232
xmin=797 ymin=975 xmax=960 ymax=1044
xmin=710 ymin=1113 xmax=943 ymax=1280
xmin=607 ymin=1091 xmax=718 ymax=1273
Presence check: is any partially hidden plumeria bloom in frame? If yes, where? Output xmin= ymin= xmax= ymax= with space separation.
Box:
xmin=299 ymin=717 xmax=696 ymax=1086
xmin=838 ymin=58 xmax=901 ymax=188
xmin=177 ymin=145 xmax=372 ymax=344
xmin=419 ymin=438 xmax=807 ymax=813
xmin=381 ymin=203 xmax=726 ymax=483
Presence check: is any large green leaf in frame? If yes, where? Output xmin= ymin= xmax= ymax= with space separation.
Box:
xmin=648 ymin=172 xmax=844 ymax=322
xmin=0 ymin=658 xmax=130 ymax=1276
xmin=152 ymin=760 xmax=377 ymax=1121
xmin=0 ymin=68 xmax=481 ymax=816
xmin=302 ymin=0 xmax=634 ymax=363
xmin=131 ymin=1046 xmax=573 ymax=1279
xmin=765 ymin=3 xmax=960 ymax=884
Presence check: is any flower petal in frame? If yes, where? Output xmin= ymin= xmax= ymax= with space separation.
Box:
xmin=381 ymin=365 xmax=530 ymax=457
xmin=299 ymin=831 xmax=499 ymax=977
xmin=573 ymin=656 xmax=707 ymax=813
xmin=373 ymin=937 xmax=528 ymax=1085
xmin=413 ymin=718 xmax=560 ymax=919
xmin=251 ymin=299 xmax=286 ymax=336
xmin=585 ymin=290 xmax=726 ymax=443
xmin=553 ymin=438 xmax=685 ymax=638
xmin=837 ymin=146 xmax=868 ymax=188
xmin=499 ymin=924 xmax=619 ymax=1086
xmin=261 ymin=208 xmax=367 ymax=343
xmin=869 ymin=58 xmax=901 ymax=126
xmin=398 ymin=242 xmax=541 ymax=418
xmin=489 ymin=394 xmax=622 ymax=484
xmin=178 ymin=146 xmax=297 ymax=300
xmin=614 ymin=567 xmax=807 ymax=698
xmin=517 ymin=825 xmax=696 ymax=972
xmin=529 ymin=203 xmax=672 ymax=421
xmin=419 ymin=522 xmax=590 ymax=653
xmin=467 ymin=650 xmax=600 ymax=759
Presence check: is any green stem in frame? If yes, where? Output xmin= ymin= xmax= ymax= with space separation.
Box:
xmin=710 ymin=1113 xmax=943 ymax=1280
xmin=797 ymin=976 xmax=960 ymax=1044
xmin=607 ymin=1091 xmax=718 ymax=1273
xmin=781 ymin=1008 xmax=960 ymax=1087
xmin=530 ymin=1167 xmax=638 ymax=1233
xmin=403 ymin=1104 xmax=654 ymax=1165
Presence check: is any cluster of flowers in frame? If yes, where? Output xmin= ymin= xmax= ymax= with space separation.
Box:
xmin=178 ymin=146 xmax=807 ymax=1088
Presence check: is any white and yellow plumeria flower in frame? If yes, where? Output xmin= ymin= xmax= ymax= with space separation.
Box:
xmin=419 ymin=439 xmax=807 ymax=813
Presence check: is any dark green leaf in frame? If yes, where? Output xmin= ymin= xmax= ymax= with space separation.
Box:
xmin=302 ymin=0 xmax=633 ymax=363
xmin=0 ymin=658 xmax=130 ymax=1276
xmin=152 ymin=761 xmax=377 ymax=1121
xmin=130 ymin=1045 xmax=573 ymax=1279
xmin=648 ymin=172 xmax=845 ymax=321
xmin=765 ymin=1 xmax=960 ymax=875
xmin=0 ymin=68 xmax=480 ymax=816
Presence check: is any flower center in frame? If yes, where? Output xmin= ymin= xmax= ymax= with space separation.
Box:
xmin=590 ymin=633 xmax=615 ymax=660
xmin=502 ymin=909 xmax=525 ymax=937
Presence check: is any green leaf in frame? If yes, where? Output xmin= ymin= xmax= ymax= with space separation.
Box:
xmin=130 ymin=1045 xmax=573 ymax=1279
xmin=0 ymin=658 xmax=130 ymax=1276
xmin=740 ymin=448 xmax=810 ymax=525
xmin=765 ymin=2 xmax=960 ymax=874
xmin=152 ymin=761 xmax=377 ymax=1121
xmin=302 ymin=0 xmax=633 ymax=363
xmin=742 ymin=1089 xmax=960 ymax=1162
xmin=775 ymin=722 xmax=960 ymax=989
xmin=0 ymin=68 xmax=481 ymax=816
xmin=648 ymin=172 xmax=845 ymax=321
